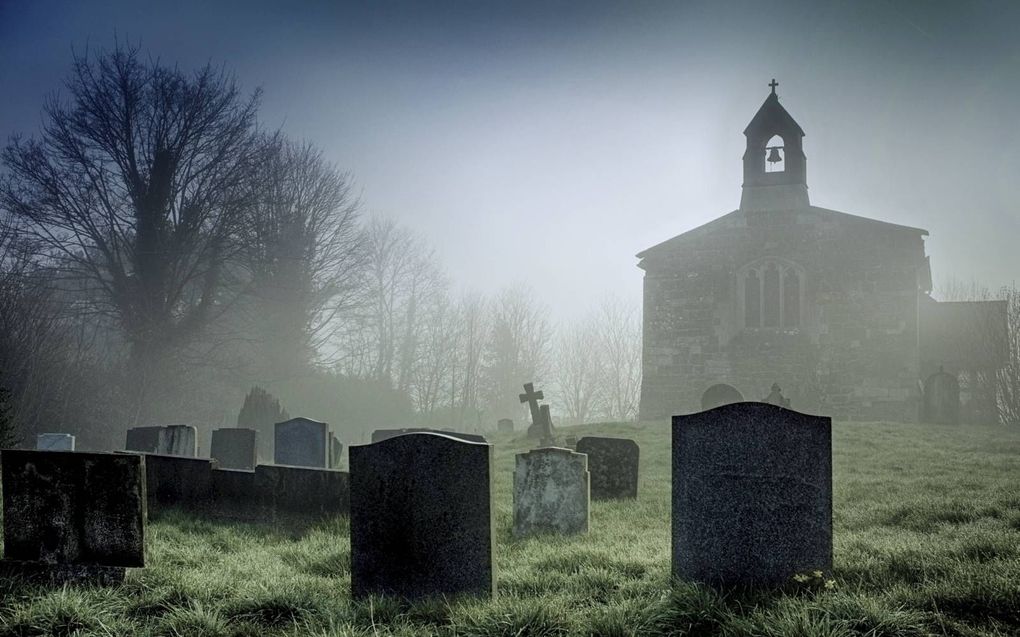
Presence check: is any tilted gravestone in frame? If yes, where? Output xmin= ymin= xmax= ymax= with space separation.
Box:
xmin=275 ymin=417 xmax=329 ymax=467
xmin=36 ymin=433 xmax=76 ymax=451
xmin=350 ymin=433 xmax=495 ymax=599
xmin=497 ymin=418 xmax=514 ymax=434
xmin=672 ymin=403 xmax=832 ymax=586
xmin=513 ymin=447 xmax=589 ymax=537
xmin=1 ymin=450 xmax=145 ymax=584
xmin=575 ymin=436 xmax=639 ymax=500
xmin=125 ymin=424 xmax=197 ymax=456
xmin=371 ymin=428 xmax=487 ymax=444
xmin=210 ymin=428 xmax=257 ymax=470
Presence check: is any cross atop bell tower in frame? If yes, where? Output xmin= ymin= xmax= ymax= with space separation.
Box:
xmin=739 ymin=80 xmax=809 ymax=211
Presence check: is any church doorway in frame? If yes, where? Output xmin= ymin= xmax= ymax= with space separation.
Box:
xmin=921 ymin=369 xmax=961 ymax=425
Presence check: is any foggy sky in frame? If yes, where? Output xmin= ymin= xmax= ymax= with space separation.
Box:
xmin=2 ymin=0 xmax=1018 ymax=320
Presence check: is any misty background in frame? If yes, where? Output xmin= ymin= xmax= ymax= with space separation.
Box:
xmin=0 ymin=0 xmax=1018 ymax=449
xmin=3 ymin=0 xmax=1019 ymax=314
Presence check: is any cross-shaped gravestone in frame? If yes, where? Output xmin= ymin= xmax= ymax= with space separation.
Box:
xmin=519 ymin=383 xmax=544 ymax=428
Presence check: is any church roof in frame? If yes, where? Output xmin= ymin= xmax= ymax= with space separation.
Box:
xmin=744 ymin=91 xmax=805 ymax=137
xmin=636 ymin=205 xmax=928 ymax=262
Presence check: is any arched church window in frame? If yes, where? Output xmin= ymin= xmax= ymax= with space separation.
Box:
xmin=739 ymin=260 xmax=804 ymax=330
xmin=763 ymin=264 xmax=781 ymax=327
xmin=765 ymin=134 xmax=785 ymax=173
xmin=745 ymin=270 xmax=761 ymax=327
xmin=783 ymin=269 xmax=801 ymax=328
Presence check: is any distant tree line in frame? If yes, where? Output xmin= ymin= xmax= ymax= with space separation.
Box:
xmin=0 ymin=43 xmax=640 ymax=448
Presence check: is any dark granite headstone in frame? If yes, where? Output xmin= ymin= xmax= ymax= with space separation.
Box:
xmin=1 ymin=450 xmax=145 ymax=578
xmin=125 ymin=426 xmax=162 ymax=452
xmin=274 ymin=417 xmax=329 ymax=467
xmin=125 ymin=425 xmax=197 ymax=456
xmin=700 ymin=383 xmax=744 ymax=410
xmin=211 ymin=468 xmax=257 ymax=521
xmin=350 ymin=433 xmax=494 ymax=599
xmin=575 ymin=436 xmax=639 ymax=500
xmin=256 ymin=464 xmax=349 ymax=521
xmin=136 ymin=454 xmax=215 ymax=514
xmin=672 ymin=402 xmax=832 ymax=586
xmin=370 ymin=428 xmax=487 ymax=444
xmin=210 ymin=428 xmax=257 ymax=470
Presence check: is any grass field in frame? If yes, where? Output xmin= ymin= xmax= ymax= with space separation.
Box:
xmin=1 ymin=420 xmax=1019 ymax=636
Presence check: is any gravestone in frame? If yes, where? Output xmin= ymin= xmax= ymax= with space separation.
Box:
xmin=257 ymin=464 xmax=349 ymax=521
xmin=513 ymin=447 xmax=589 ymax=537
xmin=497 ymin=418 xmax=514 ymax=433
xmin=137 ymin=454 xmax=215 ymax=514
xmin=575 ymin=436 xmax=639 ymax=500
xmin=520 ymin=382 xmax=555 ymax=444
xmin=350 ymin=433 xmax=494 ymax=599
xmin=329 ymin=433 xmax=343 ymax=469
xmin=210 ymin=428 xmax=257 ymax=470
xmin=564 ymin=435 xmax=578 ymax=448
xmin=371 ymin=428 xmax=487 ymax=444
xmin=36 ymin=433 xmax=75 ymax=451
xmin=125 ymin=426 xmax=162 ymax=452
xmin=211 ymin=468 xmax=257 ymax=521
xmin=922 ymin=369 xmax=960 ymax=425
xmin=672 ymin=403 xmax=832 ymax=586
xmin=125 ymin=425 xmax=197 ymax=456
xmin=700 ymin=383 xmax=744 ymax=410
xmin=1 ymin=450 xmax=145 ymax=584
xmin=275 ymin=417 xmax=329 ymax=467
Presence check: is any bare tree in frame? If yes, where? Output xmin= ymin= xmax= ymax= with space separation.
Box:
xmin=554 ymin=314 xmax=602 ymax=424
xmin=239 ymin=138 xmax=363 ymax=380
xmin=596 ymin=295 xmax=642 ymax=421
xmin=0 ymin=43 xmax=262 ymax=421
xmin=483 ymin=284 xmax=552 ymax=421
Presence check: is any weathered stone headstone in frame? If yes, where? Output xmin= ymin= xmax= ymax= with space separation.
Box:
xmin=329 ymin=433 xmax=343 ymax=469
xmin=274 ymin=417 xmax=329 ymax=467
xmin=125 ymin=424 xmax=197 ymax=456
xmin=497 ymin=418 xmax=514 ymax=433
xmin=350 ymin=433 xmax=494 ymax=599
xmin=371 ymin=428 xmax=487 ymax=443
xmin=210 ymin=428 xmax=257 ymax=470
xmin=672 ymin=403 xmax=832 ymax=586
xmin=700 ymin=383 xmax=744 ymax=410
xmin=1 ymin=450 xmax=145 ymax=584
xmin=575 ymin=436 xmax=639 ymax=500
xmin=564 ymin=435 xmax=578 ymax=448
xmin=513 ymin=447 xmax=589 ymax=537
xmin=922 ymin=368 xmax=960 ymax=425
xmin=36 ymin=433 xmax=76 ymax=451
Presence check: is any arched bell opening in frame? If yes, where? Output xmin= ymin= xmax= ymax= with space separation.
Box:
xmin=764 ymin=134 xmax=785 ymax=173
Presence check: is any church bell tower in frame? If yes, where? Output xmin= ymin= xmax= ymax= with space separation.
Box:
xmin=739 ymin=80 xmax=809 ymax=211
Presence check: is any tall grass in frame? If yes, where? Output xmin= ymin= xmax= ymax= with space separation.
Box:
xmin=1 ymin=420 xmax=1018 ymax=636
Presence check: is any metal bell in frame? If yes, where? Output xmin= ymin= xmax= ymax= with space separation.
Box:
xmin=766 ymin=147 xmax=783 ymax=163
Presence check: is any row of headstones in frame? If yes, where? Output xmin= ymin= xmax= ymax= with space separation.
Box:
xmin=122 ymin=419 xmax=343 ymax=470
xmin=3 ymin=402 xmax=830 ymax=594
xmin=351 ymin=402 xmax=830 ymax=597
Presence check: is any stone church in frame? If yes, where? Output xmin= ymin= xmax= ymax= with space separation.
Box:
xmin=638 ymin=82 xmax=1007 ymax=423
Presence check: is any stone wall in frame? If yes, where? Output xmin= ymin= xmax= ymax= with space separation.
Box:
xmin=639 ymin=207 xmax=926 ymax=421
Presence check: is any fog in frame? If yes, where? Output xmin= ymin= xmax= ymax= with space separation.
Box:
xmin=3 ymin=0 xmax=1019 ymax=321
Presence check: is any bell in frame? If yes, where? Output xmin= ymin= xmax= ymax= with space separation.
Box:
xmin=766 ymin=147 xmax=783 ymax=163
